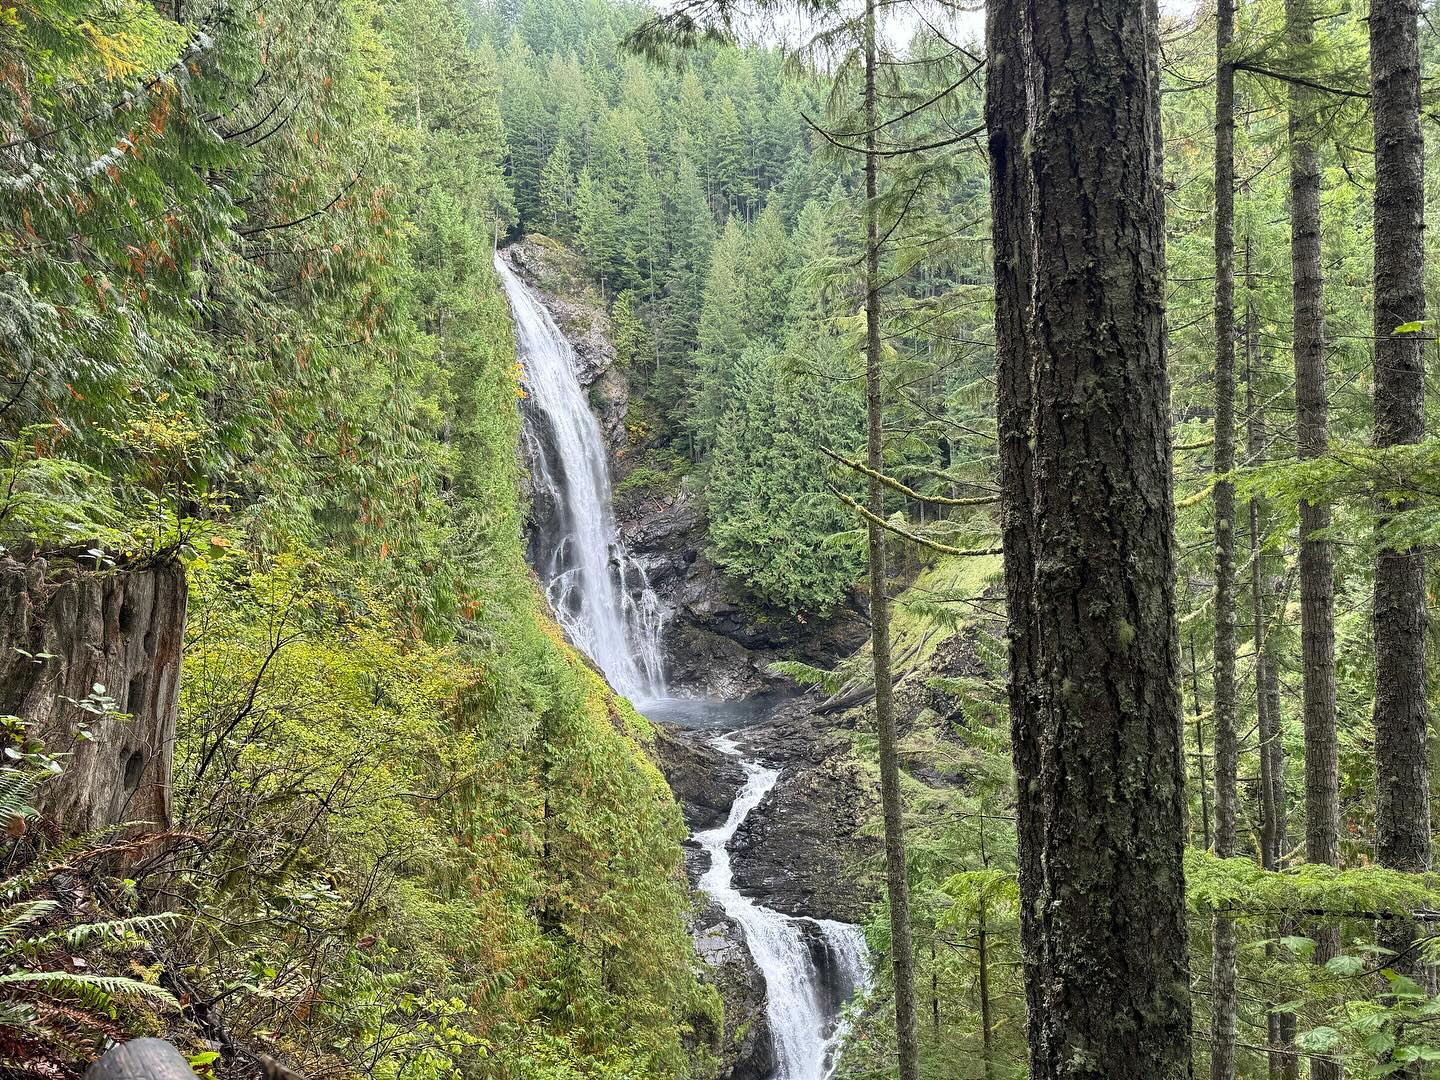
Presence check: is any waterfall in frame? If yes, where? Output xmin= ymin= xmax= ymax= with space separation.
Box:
xmin=698 ymin=736 xmax=871 ymax=1080
xmin=495 ymin=253 xmax=667 ymax=702
xmin=498 ymin=248 xmax=868 ymax=1076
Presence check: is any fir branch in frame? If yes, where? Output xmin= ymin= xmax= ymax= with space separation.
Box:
xmin=820 ymin=446 xmax=999 ymax=507
xmin=826 ymin=483 xmax=1002 ymax=557
xmin=1231 ymin=60 xmax=1370 ymax=101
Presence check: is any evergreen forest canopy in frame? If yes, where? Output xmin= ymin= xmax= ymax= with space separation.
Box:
xmin=2 ymin=0 xmax=1440 ymax=1078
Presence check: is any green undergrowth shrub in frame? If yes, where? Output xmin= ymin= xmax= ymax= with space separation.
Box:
xmin=168 ymin=549 xmax=717 ymax=1079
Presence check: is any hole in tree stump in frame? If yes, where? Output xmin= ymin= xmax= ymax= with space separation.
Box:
xmin=118 ymin=594 xmax=137 ymax=635
xmin=122 ymin=750 xmax=145 ymax=794
xmin=127 ymin=673 xmax=147 ymax=715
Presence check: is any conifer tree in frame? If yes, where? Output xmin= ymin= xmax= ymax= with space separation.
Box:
xmin=1210 ymin=2 xmax=1239 ymax=1077
xmin=861 ymin=2 xmax=919 ymax=1074
xmin=539 ymin=137 xmax=576 ymax=237
xmin=574 ymin=167 xmax=619 ymax=289
xmin=691 ymin=221 xmax=749 ymax=454
xmin=1285 ymin=7 xmax=1342 ymax=1062
xmin=1369 ymin=0 xmax=1430 ymax=991
xmin=657 ymin=154 xmax=714 ymax=373
xmin=986 ymin=1 xmax=1192 ymax=1075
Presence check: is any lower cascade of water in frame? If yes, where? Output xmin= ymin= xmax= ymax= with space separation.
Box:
xmin=698 ymin=736 xmax=870 ymax=1080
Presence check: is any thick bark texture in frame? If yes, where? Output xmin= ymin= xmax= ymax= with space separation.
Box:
xmin=1286 ymin=4 xmax=1341 ymax=1073
xmin=986 ymin=0 xmax=1044 ymax=1061
xmin=986 ymin=1 xmax=1193 ymax=1077
xmin=863 ymin=5 xmax=918 ymax=1074
xmin=0 ymin=546 xmax=186 ymax=836
xmin=1210 ymin=5 xmax=1238 ymax=1075
xmin=1370 ymin=0 xmax=1430 ymax=995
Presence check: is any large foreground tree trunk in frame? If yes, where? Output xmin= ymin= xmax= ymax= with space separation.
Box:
xmin=986 ymin=0 xmax=1193 ymax=1076
xmin=1370 ymin=0 xmax=1430 ymax=994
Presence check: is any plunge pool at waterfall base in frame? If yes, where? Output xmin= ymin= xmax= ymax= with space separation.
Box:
xmin=645 ymin=699 xmax=871 ymax=1080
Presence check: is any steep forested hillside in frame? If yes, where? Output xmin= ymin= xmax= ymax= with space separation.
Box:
xmin=485 ymin=0 xmax=995 ymax=615
xmin=1 ymin=2 xmax=714 ymax=1075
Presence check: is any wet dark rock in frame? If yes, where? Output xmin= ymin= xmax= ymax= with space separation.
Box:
xmin=653 ymin=726 xmax=745 ymax=831
xmin=500 ymin=237 xmax=630 ymax=447
xmin=727 ymin=713 xmax=879 ymax=924
xmin=797 ymin=920 xmax=867 ymax=1017
xmin=618 ymin=483 xmax=867 ymax=701
xmin=688 ymin=891 xmax=776 ymax=1080
xmin=666 ymin=624 xmax=771 ymax=701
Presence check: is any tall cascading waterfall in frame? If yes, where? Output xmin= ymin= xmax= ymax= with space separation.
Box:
xmin=698 ymin=737 xmax=871 ymax=1080
xmin=498 ymin=249 xmax=869 ymax=1077
xmin=495 ymin=254 xmax=667 ymax=701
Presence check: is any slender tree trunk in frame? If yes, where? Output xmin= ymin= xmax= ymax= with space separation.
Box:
xmin=1286 ymin=4 xmax=1342 ymax=1074
xmin=1370 ymin=0 xmax=1431 ymax=995
xmin=1210 ymin=5 xmax=1239 ymax=1074
xmin=987 ymin=1 xmax=1193 ymax=1076
xmin=1191 ymin=636 xmax=1213 ymax=851
xmin=931 ymin=938 xmax=939 ymax=1035
xmin=863 ymin=5 xmax=918 ymax=1076
xmin=1243 ymin=237 xmax=1289 ymax=879
xmin=978 ymin=911 xmax=995 ymax=1080
xmin=1247 ymin=262 xmax=1299 ymax=1080
xmin=1248 ymin=330 xmax=1282 ymax=873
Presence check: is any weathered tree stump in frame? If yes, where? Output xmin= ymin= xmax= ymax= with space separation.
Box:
xmin=0 ymin=543 xmax=187 ymax=835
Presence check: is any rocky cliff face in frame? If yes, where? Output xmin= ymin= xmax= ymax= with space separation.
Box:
xmin=616 ymin=482 xmax=868 ymax=700
xmin=728 ymin=709 xmax=878 ymax=925
xmin=500 ymin=236 xmax=630 ymax=447
xmin=688 ymin=878 xmax=776 ymax=1080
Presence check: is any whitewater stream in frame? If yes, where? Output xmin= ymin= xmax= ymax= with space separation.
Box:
xmin=698 ymin=736 xmax=870 ymax=1080
xmin=498 ymin=250 xmax=869 ymax=1078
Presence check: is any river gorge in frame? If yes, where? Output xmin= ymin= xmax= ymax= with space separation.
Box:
xmin=498 ymin=243 xmax=871 ymax=1079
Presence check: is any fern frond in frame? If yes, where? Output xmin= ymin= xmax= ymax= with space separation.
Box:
xmin=0 ymin=969 xmax=177 ymax=1011
xmin=20 ymin=911 xmax=177 ymax=954
xmin=767 ymin=660 xmax=844 ymax=695
xmin=0 ymin=767 xmax=43 ymax=824
xmin=901 ymin=598 xmax=968 ymax=630
xmin=0 ymin=900 xmax=58 ymax=942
